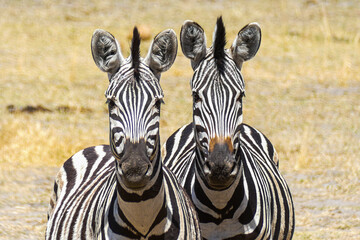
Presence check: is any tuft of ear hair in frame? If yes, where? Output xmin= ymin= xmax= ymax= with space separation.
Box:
xmin=91 ymin=29 xmax=124 ymax=79
xmin=145 ymin=29 xmax=178 ymax=79
xmin=180 ymin=20 xmax=207 ymax=70
xmin=230 ymin=22 xmax=261 ymax=70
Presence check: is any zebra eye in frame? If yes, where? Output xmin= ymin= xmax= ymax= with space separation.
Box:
xmin=154 ymin=98 xmax=164 ymax=109
xmin=192 ymin=92 xmax=202 ymax=103
xmin=237 ymin=92 xmax=245 ymax=102
xmin=106 ymin=99 xmax=116 ymax=109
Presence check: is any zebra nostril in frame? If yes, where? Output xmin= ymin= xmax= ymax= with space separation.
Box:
xmin=118 ymin=163 xmax=124 ymax=175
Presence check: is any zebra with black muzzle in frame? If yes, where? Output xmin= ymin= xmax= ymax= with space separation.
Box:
xmin=46 ymin=27 xmax=201 ymax=240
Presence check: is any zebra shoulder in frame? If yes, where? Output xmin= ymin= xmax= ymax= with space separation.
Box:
xmin=47 ymin=145 xmax=113 ymax=219
xmin=240 ymin=123 xmax=279 ymax=167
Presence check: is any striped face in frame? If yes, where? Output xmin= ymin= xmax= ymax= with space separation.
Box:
xmin=191 ymin=51 xmax=245 ymax=189
xmin=106 ymin=61 xmax=163 ymax=160
xmin=191 ymin=52 xmax=245 ymax=157
xmin=92 ymin=27 xmax=177 ymax=189
xmin=181 ymin=17 xmax=261 ymax=189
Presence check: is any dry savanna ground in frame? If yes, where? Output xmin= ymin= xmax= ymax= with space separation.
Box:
xmin=0 ymin=0 xmax=359 ymax=239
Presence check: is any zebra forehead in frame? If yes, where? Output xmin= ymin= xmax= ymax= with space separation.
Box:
xmin=106 ymin=81 xmax=163 ymax=101
xmin=105 ymin=63 xmax=163 ymax=98
xmin=191 ymin=55 xmax=245 ymax=92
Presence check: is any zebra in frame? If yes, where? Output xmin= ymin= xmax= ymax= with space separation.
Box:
xmin=46 ymin=27 xmax=201 ymax=240
xmin=163 ymin=17 xmax=295 ymax=239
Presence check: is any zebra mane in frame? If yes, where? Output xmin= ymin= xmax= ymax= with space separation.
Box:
xmin=131 ymin=27 xmax=141 ymax=80
xmin=213 ymin=16 xmax=226 ymax=72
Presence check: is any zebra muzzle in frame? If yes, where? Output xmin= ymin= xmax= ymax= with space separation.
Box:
xmin=204 ymin=142 xmax=238 ymax=189
xmin=117 ymin=141 xmax=153 ymax=189
xmin=119 ymin=160 xmax=153 ymax=189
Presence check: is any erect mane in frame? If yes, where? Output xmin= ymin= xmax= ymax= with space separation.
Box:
xmin=213 ymin=16 xmax=226 ymax=72
xmin=131 ymin=27 xmax=141 ymax=80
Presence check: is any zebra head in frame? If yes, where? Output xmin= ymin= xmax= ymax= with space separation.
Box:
xmin=180 ymin=17 xmax=261 ymax=190
xmin=91 ymin=27 xmax=177 ymax=189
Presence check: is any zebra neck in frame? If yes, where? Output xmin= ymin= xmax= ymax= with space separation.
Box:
xmin=115 ymin=153 xmax=166 ymax=236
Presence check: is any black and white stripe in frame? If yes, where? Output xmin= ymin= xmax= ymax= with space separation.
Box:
xmin=46 ymin=27 xmax=201 ymax=240
xmin=163 ymin=17 xmax=294 ymax=239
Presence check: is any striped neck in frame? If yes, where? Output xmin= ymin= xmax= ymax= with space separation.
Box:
xmin=114 ymin=144 xmax=166 ymax=236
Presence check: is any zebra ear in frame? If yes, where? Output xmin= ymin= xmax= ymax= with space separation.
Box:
xmin=145 ymin=29 xmax=178 ymax=79
xmin=230 ymin=23 xmax=261 ymax=70
xmin=91 ymin=29 xmax=124 ymax=78
xmin=180 ymin=20 xmax=207 ymax=70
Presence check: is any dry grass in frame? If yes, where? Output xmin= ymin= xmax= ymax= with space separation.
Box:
xmin=0 ymin=0 xmax=359 ymax=239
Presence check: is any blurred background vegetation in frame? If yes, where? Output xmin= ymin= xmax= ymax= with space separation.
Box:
xmin=0 ymin=0 xmax=359 ymax=239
